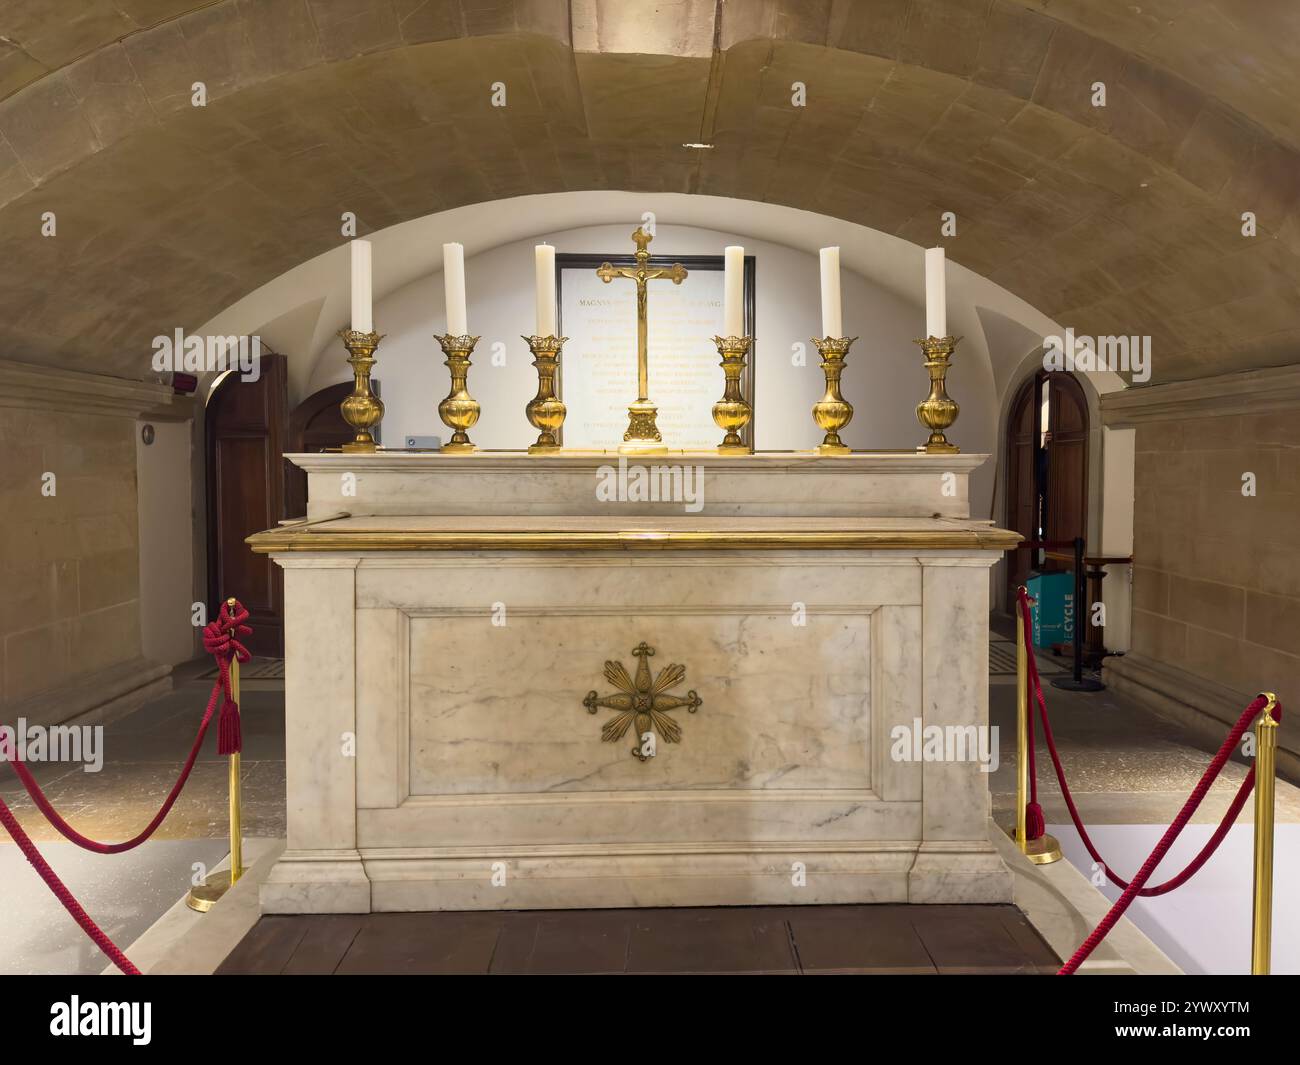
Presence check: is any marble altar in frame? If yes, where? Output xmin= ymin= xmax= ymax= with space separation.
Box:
xmin=249 ymin=452 xmax=1018 ymax=912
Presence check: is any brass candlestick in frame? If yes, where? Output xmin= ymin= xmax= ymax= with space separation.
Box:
xmin=912 ymin=335 xmax=961 ymax=454
xmin=525 ymin=334 xmax=567 ymax=453
xmin=712 ymin=334 xmax=753 ymax=454
xmin=811 ymin=335 xmax=856 ymax=455
xmin=436 ymin=333 xmax=481 ymax=453
xmin=338 ymin=329 xmax=385 ymax=453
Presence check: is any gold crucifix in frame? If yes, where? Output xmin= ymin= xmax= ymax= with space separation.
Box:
xmin=596 ymin=227 xmax=687 ymax=454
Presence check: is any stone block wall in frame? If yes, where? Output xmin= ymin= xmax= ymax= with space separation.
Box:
xmin=1130 ymin=406 xmax=1298 ymax=727
xmin=0 ymin=404 xmax=143 ymax=702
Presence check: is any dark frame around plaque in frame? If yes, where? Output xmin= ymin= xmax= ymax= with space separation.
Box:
xmin=554 ymin=252 xmax=757 ymax=450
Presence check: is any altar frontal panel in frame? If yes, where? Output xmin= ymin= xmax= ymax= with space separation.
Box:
xmin=351 ymin=555 xmax=925 ymax=855
xmin=405 ymin=610 xmax=871 ymax=794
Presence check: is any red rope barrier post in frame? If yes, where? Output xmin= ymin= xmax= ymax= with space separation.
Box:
xmin=1252 ymin=692 xmax=1279 ymax=975
xmin=0 ymin=592 xmax=253 ymax=971
xmin=1006 ymin=587 xmax=1061 ymax=864
xmin=187 ymin=596 xmax=251 ymax=913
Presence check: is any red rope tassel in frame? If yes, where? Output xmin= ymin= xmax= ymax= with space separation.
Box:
xmin=1025 ymin=800 xmax=1046 ymax=841
xmin=205 ymin=599 xmax=251 ymax=757
xmin=217 ymin=696 xmax=242 ymax=756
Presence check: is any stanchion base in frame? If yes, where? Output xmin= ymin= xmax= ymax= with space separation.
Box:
xmin=186 ymin=870 xmax=241 ymax=913
xmin=1051 ymin=676 xmax=1106 ymax=693
xmin=1004 ymin=827 xmax=1063 ymax=865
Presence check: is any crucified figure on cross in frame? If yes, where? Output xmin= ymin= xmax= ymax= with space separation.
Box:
xmin=596 ymin=226 xmax=687 ymax=454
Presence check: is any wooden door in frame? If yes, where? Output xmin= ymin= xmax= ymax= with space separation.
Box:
xmin=1005 ymin=377 xmax=1038 ymax=593
xmin=1004 ymin=371 xmax=1089 ymax=603
xmin=206 ymin=355 xmax=287 ymax=657
xmin=1044 ymin=373 xmax=1089 ymax=548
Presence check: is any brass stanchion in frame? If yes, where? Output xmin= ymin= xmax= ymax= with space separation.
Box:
xmin=187 ymin=597 xmax=246 ymax=913
xmin=1007 ymin=588 xmax=1061 ymax=864
xmin=1251 ymin=692 xmax=1278 ymax=975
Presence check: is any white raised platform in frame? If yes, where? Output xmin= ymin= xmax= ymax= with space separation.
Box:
xmin=252 ymin=452 xmax=1018 ymax=912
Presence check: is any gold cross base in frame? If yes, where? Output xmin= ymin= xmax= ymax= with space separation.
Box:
xmin=619 ymin=399 xmax=667 ymax=455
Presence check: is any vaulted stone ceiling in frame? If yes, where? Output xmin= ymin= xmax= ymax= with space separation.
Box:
xmin=0 ymin=0 xmax=1296 ymax=384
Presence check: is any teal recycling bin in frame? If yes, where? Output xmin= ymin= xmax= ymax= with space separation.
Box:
xmin=1026 ymin=571 xmax=1074 ymax=650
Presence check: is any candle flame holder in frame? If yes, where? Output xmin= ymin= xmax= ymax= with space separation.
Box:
xmin=912 ymin=335 xmax=961 ymax=454
xmin=338 ymin=329 xmax=385 ymax=453
xmin=436 ymin=333 xmax=481 ymax=453
xmin=524 ymin=334 xmax=567 ymax=453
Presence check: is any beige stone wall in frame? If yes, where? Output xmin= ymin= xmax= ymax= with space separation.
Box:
xmin=0 ymin=405 xmax=141 ymax=702
xmin=1131 ymin=408 xmax=1299 ymax=709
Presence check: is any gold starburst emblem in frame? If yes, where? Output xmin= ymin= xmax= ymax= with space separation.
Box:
xmin=583 ymin=642 xmax=702 ymax=762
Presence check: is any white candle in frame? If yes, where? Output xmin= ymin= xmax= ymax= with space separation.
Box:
xmin=819 ymin=246 xmax=842 ymax=338
xmin=925 ymin=246 xmax=947 ymax=338
xmin=350 ymin=239 xmax=372 ymax=333
xmin=723 ymin=246 xmax=744 ymax=337
xmin=535 ymin=244 xmax=556 ymax=337
xmin=443 ymin=242 xmax=467 ymax=336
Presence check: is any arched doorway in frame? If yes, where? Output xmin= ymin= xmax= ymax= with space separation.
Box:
xmin=1004 ymin=370 xmax=1090 ymax=605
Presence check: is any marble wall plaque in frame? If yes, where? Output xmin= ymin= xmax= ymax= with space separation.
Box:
xmin=407 ymin=611 xmax=871 ymax=795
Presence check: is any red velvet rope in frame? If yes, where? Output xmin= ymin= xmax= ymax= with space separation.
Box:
xmin=0 ymin=599 xmax=251 ymax=976
xmin=2 ymin=599 xmax=250 ymax=852
xmin=1016 ymin=589 xmax=1262 ymax=897
xmin=1013 ymin=590 xmax=1282 ymax=974
xmin=0 ymin=795 xmax=140 ymax=974
xmin=1057 ymin=693 xmax=1273 ymax=974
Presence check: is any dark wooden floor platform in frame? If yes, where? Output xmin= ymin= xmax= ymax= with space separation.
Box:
xmin=217 ymin=904 xmax=1059 ymax=975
